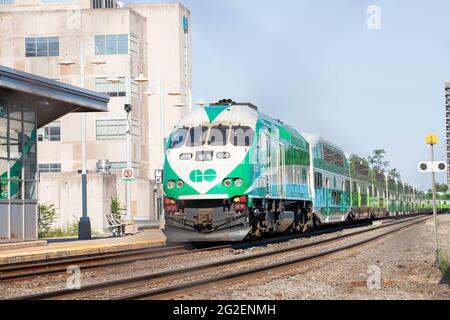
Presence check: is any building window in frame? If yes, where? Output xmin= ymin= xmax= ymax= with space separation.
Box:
xmin=25 ymin=37 xmax=59 ymax=57
xmin=38 ymin=163 xmax=61 ymax=173
xmin=95 ymin=35 xmax=128 ymax=55
xmin=38 ymin=121 xmax=60 ymax=141
xmin=92 ymin=0 xmax=115 ymax=8
xmin=96 ymin=119 xmax=127 ymax=140
xmin=110 ymin=162 xmax=126 ymax=171
xmin=0 ymin=103 xmax=37 ymax=200
xmin=95 ymin=77 xmax=126 ymax=97
xmin=42 ymin=0 xmax=72 ymax=3
xmin=0 ymin=0 xmax=14 ymax=4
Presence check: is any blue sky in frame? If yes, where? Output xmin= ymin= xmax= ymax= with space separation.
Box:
xmin=128 ymin=0 xmax=449 ymax=190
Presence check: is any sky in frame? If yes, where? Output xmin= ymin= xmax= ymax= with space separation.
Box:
xmin=127 ymin=0 xmax=449 ymax=190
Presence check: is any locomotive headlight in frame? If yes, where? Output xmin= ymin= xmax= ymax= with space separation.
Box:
xmin=216 ymin=152 xmax=230 ymax=159
xmin=179 ymin=153 xmax=193 ymax=160
xmin=223 ymin=179 xmax=232 ymax=187
xmin=234 ymin=179 xmax=243 ymax=187
xmin=167 ymin=181 xmax=175 ymax=189
xmin=177 ymin=180 xmax=184 ymax=188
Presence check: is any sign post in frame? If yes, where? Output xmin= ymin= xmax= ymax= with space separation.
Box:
xmin=423 ymin=134 xmax=440 ymax=265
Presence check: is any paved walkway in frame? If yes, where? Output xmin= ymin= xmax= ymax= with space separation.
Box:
xmin=0 ymin=229 xmax=166 ymax=265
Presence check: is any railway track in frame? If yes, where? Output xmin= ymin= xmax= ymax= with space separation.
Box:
xmin=0 ymin=243 xmax=229 ymax=282
xmin=9 ymin=214 xmax=428 ymax=300
xmin=0 ymin=214 xmax=412 ymax=283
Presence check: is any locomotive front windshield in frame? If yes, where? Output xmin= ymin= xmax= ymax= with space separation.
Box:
xmin=187 ymin=126 xmax=209 ymax=147
xmin=170 ymin=127 xmax=189 ymax=149
xmin=208 ymin=125 xmax=229 ymax=146
xmin=169 ymin=125 xmax=254 ymax=149
xmin=230 ymin=126 xmax=254 ymax=146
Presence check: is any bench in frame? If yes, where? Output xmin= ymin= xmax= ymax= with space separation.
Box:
xmin=105 ymin=214 xmax=127 ymax=237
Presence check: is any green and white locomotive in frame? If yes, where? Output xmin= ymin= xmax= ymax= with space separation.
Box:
xmin=162 ymin=100 xmax=420 ymax=242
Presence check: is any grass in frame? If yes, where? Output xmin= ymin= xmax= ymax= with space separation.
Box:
xmin=41 ymin=226 xmax=78 ymax=238
xmin=438 ymin=249 xmax=450 ymax=275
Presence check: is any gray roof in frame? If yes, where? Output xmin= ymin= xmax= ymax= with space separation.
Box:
xmin=0 ymin=65 xmax=109 ymax=127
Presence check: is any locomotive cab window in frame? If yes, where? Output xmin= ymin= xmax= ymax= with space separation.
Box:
xmin=169 ymin=127 xmax=189 ymax=149
xmin=208 ymin=125 xmax=229 ymax=146
xmin=230 ymin=126 xmax=254 ymax=146
xmin=186 ymin=126 xmax=208 ymax=147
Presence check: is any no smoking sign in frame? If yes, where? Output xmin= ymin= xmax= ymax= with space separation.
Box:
xmin=121 ymin=168 xmax=136 ymax=181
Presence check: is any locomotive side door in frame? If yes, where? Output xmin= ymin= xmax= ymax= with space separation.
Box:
xmin=258 ymin=129 xmax=270 ymax=197
xmin=269 ymin=134 xmax=279 ymax=198
xmin=278 ymin=142 xmax=286 ymax=198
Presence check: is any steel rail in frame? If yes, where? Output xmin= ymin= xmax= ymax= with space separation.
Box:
xmin=0 ymin=215 xmax=401 ymax=282
xmin=120 ymin=216 xmax=429 ymax=300
xmin=0 ymin=243 xmax=231 ymax=282
xmin=10 ymin=215 xmax=427 ymax=300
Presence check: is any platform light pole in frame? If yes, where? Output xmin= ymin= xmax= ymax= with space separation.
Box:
xmin=59 ymin=41 xmax=105 ymax=240
xmin=144 ymin=80 xmax=183 ymax=221
xmin=107 ymin=65 xmax=147 ymax=230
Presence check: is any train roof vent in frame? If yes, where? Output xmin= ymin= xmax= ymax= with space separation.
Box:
xmin=209 ymin=99 xmax=258 ymax=111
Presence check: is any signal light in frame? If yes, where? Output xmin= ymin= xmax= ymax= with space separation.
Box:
xmin=216 ymin=152 xmax=230 ymax=159
xmin=164 ymin=198 xmax=176 ymax=205
xmin=233 ymin=196 xmax=247 ymax=203
xmin=179 ymin=153 xmax=192 ymax=160
xmin=167 ymin=181 xmax=175 ymax=189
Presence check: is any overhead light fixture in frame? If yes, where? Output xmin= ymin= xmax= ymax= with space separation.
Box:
xmin=168 ymin=86 xmax=181 ymax=96
xmin=173 ymin=101 xmax=185 ymax=108
xmin=90 ymin=57 xmax=106 ymax=65
xmin=134 ymin=73 xmax=148 ymax=84
xmin=196 ymin=98 xmax=207 ymax=107
xmin=106 ymin=73 xmax=120 ymax=83
xmin=59 ymin=54 xmax=75 ymax=66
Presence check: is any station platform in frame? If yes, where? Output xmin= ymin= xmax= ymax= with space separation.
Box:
xmin=0 ymin=229 xmax=166 ymax=266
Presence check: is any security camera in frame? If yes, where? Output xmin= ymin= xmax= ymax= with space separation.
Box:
xmin=124 ymin=104 xmax=132 ymax=113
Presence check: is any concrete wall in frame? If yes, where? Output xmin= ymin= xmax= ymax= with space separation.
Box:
xmin=0 ymin=2 xmax=192 ymax=182
xmin=38 ymin=172 xmax=159 ymax=234
xmin=38 ymin=172 xmax=116 ymax=233
xmin=0 ymin=2 xmax=190 ymax=231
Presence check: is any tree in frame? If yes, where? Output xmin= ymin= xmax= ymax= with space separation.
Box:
xmin=367 ymin=149 xmax=390 ymax=170
xmin=388 ymin=168 xmax=401 ymax=179
xmin=435 ymin=183 xmax=449 ymax=193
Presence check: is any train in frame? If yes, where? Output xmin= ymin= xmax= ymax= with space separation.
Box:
xmin=162 ymin=99 xmax=445 ymax=243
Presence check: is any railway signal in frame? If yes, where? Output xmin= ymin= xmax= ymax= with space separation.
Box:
xmin=418 ymin=161 xmax=447 ymax=173
xmin=420 ymin=134 xmax=442 ymax=266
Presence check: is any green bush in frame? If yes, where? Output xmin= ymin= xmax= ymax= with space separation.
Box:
xmin=110 ymin=197 xmax=125 ymax=218
xmin=38 ymin=207 xmax=83 ymax=238
xmin=438 ymin=249 xmax=450 ymax=274
xmin=38 ymin=203 xmax=57 ymax=238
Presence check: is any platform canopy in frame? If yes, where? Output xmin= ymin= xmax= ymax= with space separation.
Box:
xmin=0 ymin=65 xmax=109 ymax=128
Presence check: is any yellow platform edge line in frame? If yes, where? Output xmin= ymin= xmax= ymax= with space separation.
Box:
xmin=0 ymin=239 xmax=167 ymax=260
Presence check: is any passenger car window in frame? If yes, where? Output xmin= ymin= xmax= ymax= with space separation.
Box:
xmin=230 ymin=126 xmax=254 ymax=146
xmin=169 ymin=127 xmax=189 ymax=149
